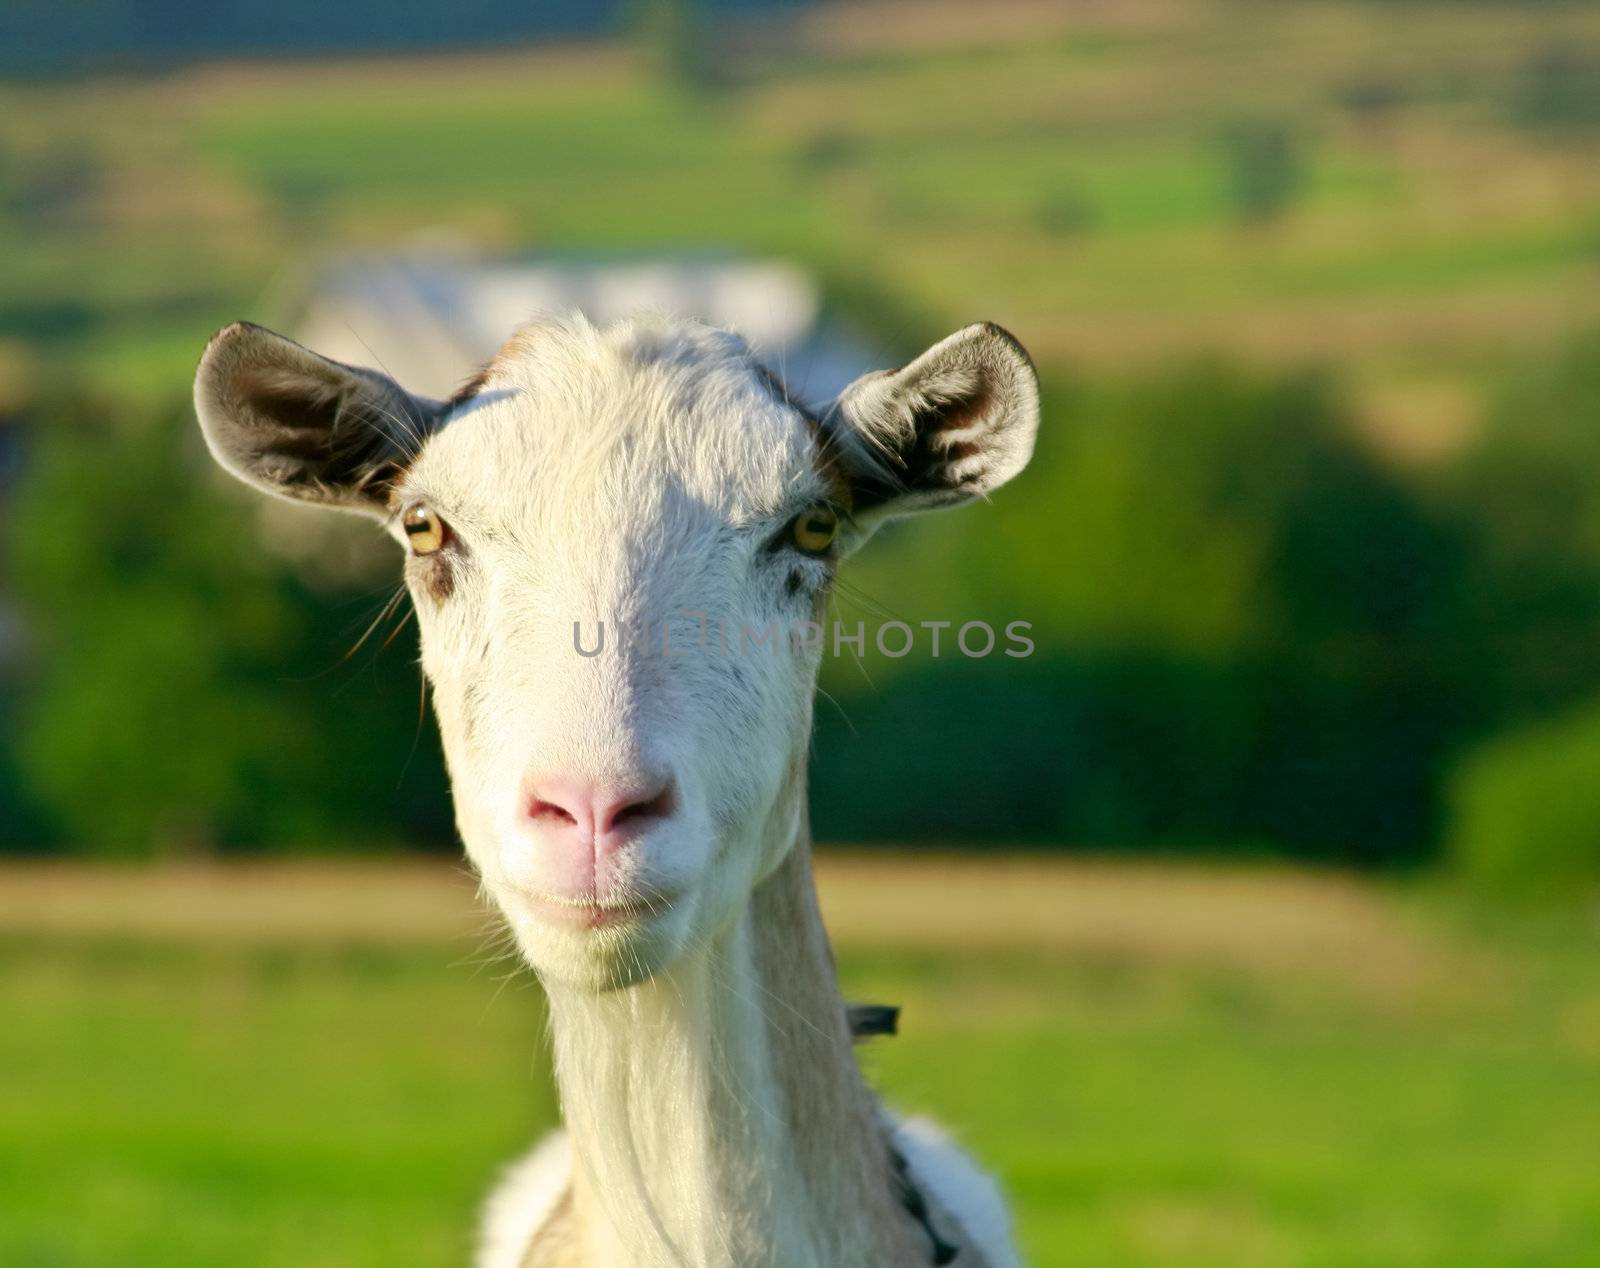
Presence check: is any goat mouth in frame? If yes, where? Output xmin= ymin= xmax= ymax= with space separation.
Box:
xmin=516 ymin=889 xmax=677 ymax=931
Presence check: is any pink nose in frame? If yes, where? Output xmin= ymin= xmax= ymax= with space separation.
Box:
xmin=523 ymin=774 xmax=675 ymax=893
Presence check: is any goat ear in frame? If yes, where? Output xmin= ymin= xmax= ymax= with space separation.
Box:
xmin=194 ymin=321 xmax=443 ymax=516
xmin=827 ymin=322 xmax=1039 ymax=523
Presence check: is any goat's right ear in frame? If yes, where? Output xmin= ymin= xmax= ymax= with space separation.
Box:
xmin=825 ymin=322 xmax=1040 ymax=528
xmin=194 ymin=321 xmax=443 ymax=517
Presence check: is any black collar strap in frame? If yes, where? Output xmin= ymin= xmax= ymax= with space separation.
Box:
xmin=847 ymin=1003 xmax=961 ymax=1264
xmin=847 ymin=1002 xmax=901 ymax=1040
xmin=888 ymin=1138 xmax=961 ymax=1265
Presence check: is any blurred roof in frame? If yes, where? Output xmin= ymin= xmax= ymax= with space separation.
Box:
xmin=288 ymin=248 xmax=882 ymax=409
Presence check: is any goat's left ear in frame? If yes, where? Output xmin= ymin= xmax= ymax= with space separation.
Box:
xmin=194 ymin=321 xmax=444 ymax=518
xmin=827 ymin=322 xmax=1039 ymax=524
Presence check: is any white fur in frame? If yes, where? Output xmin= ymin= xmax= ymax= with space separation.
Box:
xmin=478 ymin=1115 xmax=1023 ymax=1268
xmin=892 ymin=1117 xmax=1021 ymax=1268
xmin=479 ymin=1132 xmax=572 ymax=1268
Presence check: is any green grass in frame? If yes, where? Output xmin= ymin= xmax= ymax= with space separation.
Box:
xmin=3 ymin=858 xmax=1599 ymax=1267
xmin=0 ymin=940 xmax=550 ymax=1268
xmin=864 ymin=954 xmax=1600 ymax=1267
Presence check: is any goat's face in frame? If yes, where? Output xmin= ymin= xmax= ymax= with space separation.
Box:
xmin=196 ymin=314 xmax=1038 ymax=989
xmin=391 ymin=320 xmax=851 ymax=988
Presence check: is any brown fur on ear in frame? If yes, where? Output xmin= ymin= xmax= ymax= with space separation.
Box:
xmin=449 ymin=365 xmax=492 ymax=408
xmin=194 ymin=321 xmax=444 ymax=517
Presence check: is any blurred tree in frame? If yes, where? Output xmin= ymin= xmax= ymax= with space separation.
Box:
xmin=796 ymin=128 xmax=863 ymax=177
xmin=1219 ymin=119 xmax=1306 ymax=225
xmin=632 ymin=0 xmax=724 ymax=94
xmin=8 ymin=395 xmax=451 ymax=856
xmin=1514 ymin=43 xmax=1600 ymax=132
xmin=1448 ymin=696 xmax=1600 ymax=899
xmin=1337 ymin=75 xmax=1407 ymax=130
xmin=0 ymin=133 xmax=103 ymax=231
xmin=1442 ymin=333 xmax=1600 ymax=723
xmin=10 ymin=399 xmax=301 ymax=854
xmin=822 ymin=366 xmax=1474 ymax=862
xmin=0 ymin=689 xmax=54 ymax=847
xmin=12 ymin=351 xmax=1599 ymax=867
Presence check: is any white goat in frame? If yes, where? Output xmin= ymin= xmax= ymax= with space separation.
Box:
xmin=195 ymin=312 xmax=1040 ymax=1268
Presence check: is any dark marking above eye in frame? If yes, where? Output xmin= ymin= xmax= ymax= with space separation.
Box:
xmin=425 ymin=557 xmax=454 ymax=603
xmin=751 ymin=358 xmax=816 ymax=419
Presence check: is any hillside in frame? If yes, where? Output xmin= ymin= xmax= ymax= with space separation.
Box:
xmin=3 ymin=0 xmax=1597 ymax=453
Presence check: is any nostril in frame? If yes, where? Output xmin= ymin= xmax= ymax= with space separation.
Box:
xmin=528 ymin=796 xmax=579 ymax=826
xmin=524 ymin=776 xmax=675 ymax=841
xmin=612 ymin=783 xmax=675 ymax=828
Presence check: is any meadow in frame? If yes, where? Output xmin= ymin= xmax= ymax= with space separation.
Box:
xmin=4 ymin=0 xmax=1598 ymax=436
xmin=4 ymin=855 xmax=1599 ymax=1268
xmin=5 ymin=5 xmax=1600 ymax=1263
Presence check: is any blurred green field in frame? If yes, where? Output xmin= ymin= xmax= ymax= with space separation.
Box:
xmin=5 ymin=8 xmax=1600 ymax=1259
xmin=3 ymin=0 xmax=1598 ymax=444
xmin=3 ymin=856 xmax=1599 ymax=1268
xmin=8 ymin=0 xmax=1600 ymax=862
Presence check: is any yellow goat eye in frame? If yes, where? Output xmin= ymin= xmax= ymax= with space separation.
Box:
xmin=791 ymin=505 xmax=840 ymax=555
xmin=401 ymin=504 xmax=448 ymax=555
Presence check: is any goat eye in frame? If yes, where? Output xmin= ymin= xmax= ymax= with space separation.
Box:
xmin=402 ymin=504 xmax=448 ymax=555
xmin=790 ymin=505 xmax=839 ymax=555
